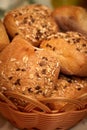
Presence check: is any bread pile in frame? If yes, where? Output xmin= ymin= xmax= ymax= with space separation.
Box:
xmin=0 ymin=4 xmax=87 ymax=113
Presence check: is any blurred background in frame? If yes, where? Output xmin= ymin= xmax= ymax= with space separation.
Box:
xmin=0 ymin=0 xmax=87 ymax=18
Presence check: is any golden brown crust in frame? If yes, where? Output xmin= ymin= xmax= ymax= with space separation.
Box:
xmin=0 ymin=20 xmax=10 ymax=51
xmin=0 ymin=35 xmax=60 ymax=98
xmin=4 ymin=4 xmax=59 ymax=47
xmin=52 ymin=5 xmax=87 ymax=36
xmin=40 ymin=31 xmax=87 ymax=77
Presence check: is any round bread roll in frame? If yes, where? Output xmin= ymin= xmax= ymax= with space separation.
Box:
xmin=3 ymin=4 xmax=59 ymax=47
xmin=52 ymin=5 xmax=87 ymax=36
xmin=40 ymin=31 xmax=87 ymax=77
xmin=0 ymin=35 xmax=60 ymax=100
xmin=0 ymin=20 xmax=9 ymax=52
xmin=56 ymin=74 xmax=87 ymax=99
xmin=51 ymin=74 xmax=87 ymax=111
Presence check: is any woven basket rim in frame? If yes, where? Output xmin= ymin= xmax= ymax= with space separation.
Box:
xmin=0 ymin=91 xmax=87 ymax=115
xmin=0 ymin=101 xmax=87 ymax=130
xmin=0 ymin=101 xmax=87 ymax=116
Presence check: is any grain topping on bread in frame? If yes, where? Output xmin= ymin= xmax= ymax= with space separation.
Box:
xmin=55 ymin=74 xmax=87 ymax=98
xmin=47 ymin=32 xmax=87 ymax=54
xmin=4 ymin=4 xmax=59 ymax=46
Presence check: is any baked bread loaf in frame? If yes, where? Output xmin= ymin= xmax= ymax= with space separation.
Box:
xmin=52 ymin=5 xmax=87 ymax=36
xmin=0 ymin=35 xmax=60 ymax=101
xmin=51 ymin=74 xmax=87 ymax=111
xmin=40 ymin=31 xmax=87 ymax=77
xmin=3 ymin=4 xmax=59 ymax=47
xmin=0 ymin=20 xmax=9 ymax=52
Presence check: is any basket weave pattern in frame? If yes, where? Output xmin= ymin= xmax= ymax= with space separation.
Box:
xmin=0 ymin=91 xmax=87 ymax=130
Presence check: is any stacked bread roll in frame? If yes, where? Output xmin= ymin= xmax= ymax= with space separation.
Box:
xmin=0 ymin=4 xmax=87 ymax=113
xmin=52 ymin=5 xmax=87 ymax=36
xmin=40 ymin=31 xmax=87 ymax=77
xmin=3 ymin=4 xmax=59 ymax=47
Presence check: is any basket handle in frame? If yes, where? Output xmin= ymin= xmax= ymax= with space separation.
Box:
xmin=2 ymin=91 xmax=86 ymax=113
xmin=60 ymin=94 xmax=87 ymax=112
xmin=77 ymin=93 xmax=87 ymax=101
xmin=0 ymin=92 xmax=18 ymax=110
xmin=4 ymin=91 xmax=52 ymax=113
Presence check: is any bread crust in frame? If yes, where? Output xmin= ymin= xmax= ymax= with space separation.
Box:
xmin=0 ymin=20 xmax=9 ymax=51
xmin=52 ymin=6 xmax=87 ymax=36
xmin=40 ymin=32 xmax=87 ymax=77
xmin=4 ymin=4 xmax=59 ymax=47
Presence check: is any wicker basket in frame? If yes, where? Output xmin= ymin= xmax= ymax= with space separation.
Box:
xmin=0 ymin=91 xmax=87 ymax=130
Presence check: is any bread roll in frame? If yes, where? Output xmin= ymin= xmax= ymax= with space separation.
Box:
xmin=52 ymin=6 xmax=87 ymax=36
xmin=51 ymin=74 xmax=87 ymax=111
xmin=0 ymin=35 xmax=60 ymax=99
xmin=0 ymin=20 xmax=9 ymax=52
xmin=56 ymin=74 xmax=87 ymax=99
xmin=40 ymin=31 xmax=87 ymax=77
xmin=3 ymin=4 xmax=59 ymax=47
